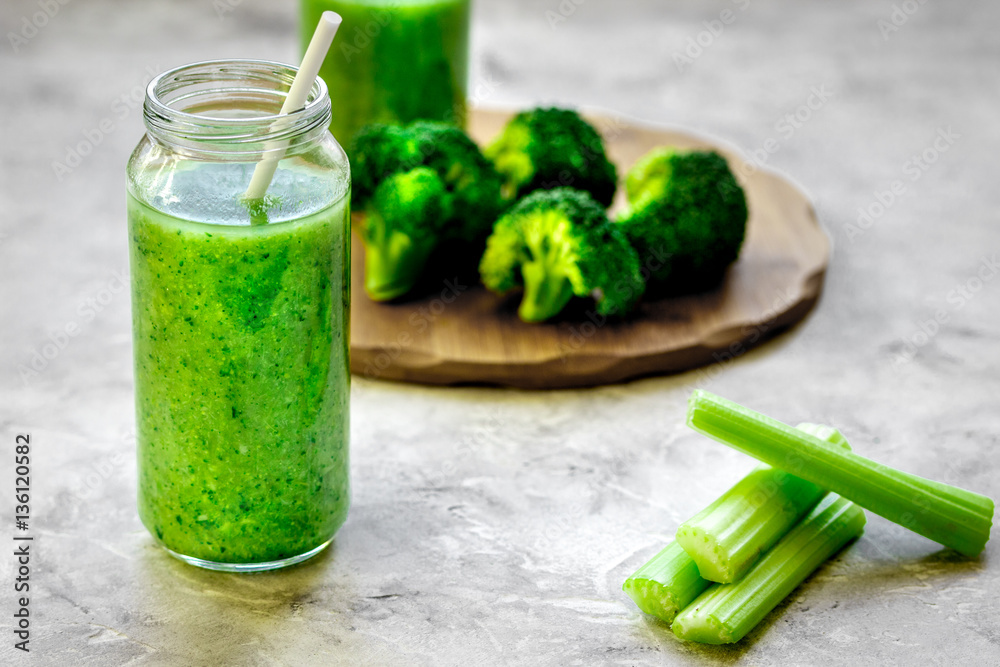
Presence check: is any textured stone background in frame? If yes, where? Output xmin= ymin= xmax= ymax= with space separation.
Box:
xmin=1 ymin=0 xmax=998 ymax=665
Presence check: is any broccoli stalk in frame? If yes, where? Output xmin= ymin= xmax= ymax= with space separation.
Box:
xmin=363 ymin=232 xmax=432 ymax=302
xmin=351 ymin=122 xmax=505 ymax=301
xmin=617 ymin=148 xmax=748 ymax=294
xmin=520 ymin=263 xmax=573 ymax=323
xmin=518 ymin=210 xmax=584 ymax=322
xmin=485 ymin=107 xmax=618 ymax=207
xmin=480 ymin=188 xmax=645 ymax=323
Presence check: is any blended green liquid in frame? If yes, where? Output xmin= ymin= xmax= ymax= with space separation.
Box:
xmin=302 ymin=0 xmax=470 ymax=147
xmin=128 ymin=170 xmax=350 ymax=565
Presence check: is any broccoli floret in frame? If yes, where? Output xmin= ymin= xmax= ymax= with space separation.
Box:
xmin=350 ymin=123 xmax=416 ymax=207
xmin=408 ymin=121 xmax=507 ymax=243
xmin=484 ymin=107 xmax=618 ymax=207
xmin=617 ymin=148 xmax=748 ymax=294
xmin=360 ymin=168 xmax=450 ymax=301
xmin=350 ymin=121 xmax=505 ymax=301
xmin=480 ymin=188 xmax=644 ymax=323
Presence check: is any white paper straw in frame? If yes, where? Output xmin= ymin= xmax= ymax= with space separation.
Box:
xmin=244 ymin=11 xmax=342 ymax=200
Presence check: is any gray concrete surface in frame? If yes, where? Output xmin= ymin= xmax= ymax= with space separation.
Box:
xmin=2 ymin=0 xmax=999 ymax=665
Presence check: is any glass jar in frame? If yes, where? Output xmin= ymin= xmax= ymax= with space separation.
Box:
xmin=126 ymin=60 xmax=351 ymax=572
xmin=301 ymin=0 xmax=471 ymax=149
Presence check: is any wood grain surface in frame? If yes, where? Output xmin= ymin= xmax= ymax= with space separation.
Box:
xmin=349 ymin=108 xmax=829 ymax=389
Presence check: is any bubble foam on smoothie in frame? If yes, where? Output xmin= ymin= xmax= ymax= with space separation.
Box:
xmin=149 ymin=161 xmax=348 ymax=227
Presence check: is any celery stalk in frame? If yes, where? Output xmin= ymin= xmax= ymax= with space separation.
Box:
xmin=676 ymin=423 xmax=850 ymax=583
xmin=672 ymin=494 xmax=865 ymax=644
xmin=687 ymin=391 xmax=994 ymax=557
xmin=622 ymin=541 xmax=710 ymax=623
xmin=624 ymin=424 xmax=844 ymax=617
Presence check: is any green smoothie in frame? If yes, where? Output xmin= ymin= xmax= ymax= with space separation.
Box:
xmin=128 ymin=164 xmax=350 ymax=566
xmin=302 ymin=0 xmax=470 ymax=147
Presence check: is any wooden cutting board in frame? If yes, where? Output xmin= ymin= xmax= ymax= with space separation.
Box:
xmin=349 ymin=108 xmax=829 ymax=389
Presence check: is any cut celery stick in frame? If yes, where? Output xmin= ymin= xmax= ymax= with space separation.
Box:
xmin=676 ymin=422 xmax=851 ymax=583
xmin=687 ymin=391 xmax=995 ymax=557
xmin=622 ymin=541 xmax=711 ymax=623
xmin=623 ymin=427 xmax=844 ymax=618
xmin=672 ymin=494 xmax=865 ymax=644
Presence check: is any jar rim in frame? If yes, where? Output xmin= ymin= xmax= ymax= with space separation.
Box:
xmin=143 ymin=59 xmax=333 ymax=157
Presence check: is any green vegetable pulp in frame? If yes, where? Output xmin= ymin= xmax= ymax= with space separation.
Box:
xmin=128 ymin=192 xmax=350 ymax=565
xmin=302 ymin=0 xmax=470 ymax=148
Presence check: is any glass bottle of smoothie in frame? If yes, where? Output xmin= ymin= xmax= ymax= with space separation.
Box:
xmin=301 ymin=0 xmax=471 ymax=147
xmin=126 ymin=60 xmax=351 ymax=572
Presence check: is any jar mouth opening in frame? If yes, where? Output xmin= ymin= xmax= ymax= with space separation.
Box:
xmin=143 ymin=59 xmax=333 ymax=156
